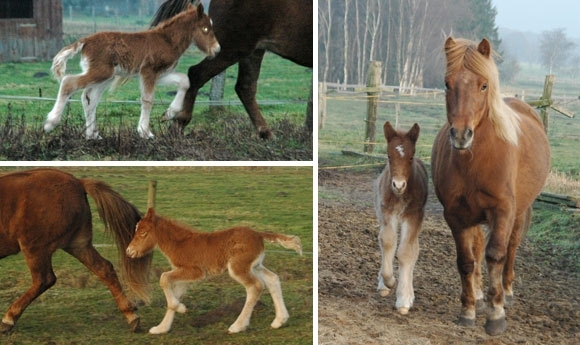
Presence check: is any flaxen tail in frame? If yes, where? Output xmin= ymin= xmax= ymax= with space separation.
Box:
xmin=80 ymin=178 xmax=152 ymax=304
xmin=51 ymin=41 xmax=84 ymax=81
xmin=260 ymin=232 xmax=303 ymax=255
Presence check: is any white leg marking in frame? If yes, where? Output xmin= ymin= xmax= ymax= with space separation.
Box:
xmin=157 ymin=72 xmax=189 ymax=120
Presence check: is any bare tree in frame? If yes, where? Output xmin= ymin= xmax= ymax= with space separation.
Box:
xmin=540 ymin=28 xmax=576 ymax=74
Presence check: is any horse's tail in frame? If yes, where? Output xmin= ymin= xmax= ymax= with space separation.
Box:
xmin=80 ymin=178 xmax=152 ymax=304
xmin=51 ymin=41 xmax=83 ymax=82
xmin=259 ymin=232 xmax=303 ymax=255
xmin=150 ymin=0 xmax=194 ymax=27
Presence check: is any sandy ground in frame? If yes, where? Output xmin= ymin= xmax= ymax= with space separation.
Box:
xmin=318 ymin=169 xmax=580 ymax=345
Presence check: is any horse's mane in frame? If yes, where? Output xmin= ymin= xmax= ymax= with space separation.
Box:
xmin=445 ymin=38 xmax=521 ymax=146
xmin=150 ymin=0 xmax=199 ymax=27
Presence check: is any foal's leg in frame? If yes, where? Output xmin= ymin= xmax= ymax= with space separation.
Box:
xmin=64 ymin=245 xmax=140 ymax=331
xmin=156 ymin=72 xmax=190 ymax=121
xmin=1 ymin=251 xmax=56 ymax=333
xmin=235 ymin=49 xmax=272 ymax=139
xmin=137 ymin=71 xmax=159 ymax=139
xmin=254 ymin=262 xmax=289 ymax=329
xmin=395 ymin=217 xmax=422 ymax=315
xmin=149 ymin=268 xmax=203 ymax=335
xmin=81 ymin=79 xmax=113 ymax=140
xmin=377 ymin=215 xmax=398 ymax=297
xmin=227 ymin=258 xmax=264 ymax=333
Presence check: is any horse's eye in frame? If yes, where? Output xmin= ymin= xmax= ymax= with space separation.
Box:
xmin=140 ymin=231 xmax=148 ymax=237
xmin=481 ymin=82 xmax=488 ymax=92
xmin=202 ymin=26 xmax=209 ymax=33
xmin=444 ymin=81 xmax=450 ymax=90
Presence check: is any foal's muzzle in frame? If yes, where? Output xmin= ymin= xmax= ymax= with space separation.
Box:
xmin=449 ymin=126 xmax=474 ymax=150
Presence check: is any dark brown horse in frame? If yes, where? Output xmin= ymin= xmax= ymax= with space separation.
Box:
xmin=431 ymin=37 xmax=550 ymax=335
xmin=151 ymin=0 xmax=313 ymax=139
xmin=375 ymin=122 xmax=428 ymax=316
xmin=0 ymin=169 xmax=152 ymax=333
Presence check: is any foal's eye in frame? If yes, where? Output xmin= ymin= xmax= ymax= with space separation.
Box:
xmin=202 ymin=26 xmax=209 ymax=33
xmin=481 ymin=82 xmax=488 ymax=92
xmin=140 ymin=231 xmax=148 ymax=237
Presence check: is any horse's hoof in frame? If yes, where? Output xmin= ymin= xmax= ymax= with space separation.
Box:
xmin=484 ymin=317 xmax=507 ymax=336
xmin=129 ymin=316 xmax=141 ymax=333
xmin=455 ymin=316 xmax=475 ymax=327
xmin=258 ymin=129 xmax=273 ymax=140
xmin=378 ymin=289 xmax=390 ymax=297
xmin=0 ymin=322 xmax=13 ymax=334
xmin=397 ymin=307 xmax=410 ymax=315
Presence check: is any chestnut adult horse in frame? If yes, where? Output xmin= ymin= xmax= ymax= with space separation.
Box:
xmin=431 ymin=37 xmax=550 ymax=335
xmin=375 ymin=122 xmax=428 ymax=315
xmin=151 ymin=0 xmax=313 ymax=139
xmin=0 ymin=169 xmax=152 ymax=333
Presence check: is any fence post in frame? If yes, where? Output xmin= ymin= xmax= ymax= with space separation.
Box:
xmin=319 ymin=82 xmax=327 ymax=129
xmin=305 ymin=83 xmax=313 ymax=133
xmin=540 ymin=75 xmax=555 ymax=133
xmin=147 ymin=180 xmax=157 ymax=209
xmin=364 ymin=61 xmax=382 ymax=153
xmin=209 ymin=71 xmax=226 ymax=112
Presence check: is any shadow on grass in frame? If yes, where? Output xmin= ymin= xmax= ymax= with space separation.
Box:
xmin=0 ymin=108 xmax=312 ymax=161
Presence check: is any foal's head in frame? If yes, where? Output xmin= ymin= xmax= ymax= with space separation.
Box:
xmin=126 ymin=208 xmax=158 ymax=259
xmin=383 ymin=122 xmax=420 ymax=196
xmin=181 ymin=3 xmax=221 ymax=58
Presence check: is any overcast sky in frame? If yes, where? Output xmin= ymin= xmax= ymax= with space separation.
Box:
xmin=493 ymin=0 xmax=580 ymax=38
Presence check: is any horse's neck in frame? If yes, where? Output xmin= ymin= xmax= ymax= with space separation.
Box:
xmin=157 ymin=13 xmax=196 ymax=52
xmin=154 ymin=216 xmax=197 ymax=255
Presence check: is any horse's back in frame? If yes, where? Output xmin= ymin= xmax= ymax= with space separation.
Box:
xmin=0 ymin=169 xmax=90 ymax=252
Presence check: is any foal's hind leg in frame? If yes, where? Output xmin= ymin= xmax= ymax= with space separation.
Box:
xmin=227 ymin=258 xmax=264 ymax=333
xmin=64 ymin=245 xmax=140 ymax=331
xmin=81 ymin=79 xmax=113 ymax=140
xmin=45 ymin=74 xmax=86 ymax=132
xmin=254 ymin=261 xmax=289 ymax=329
xmin=1 ymin=251 xmax=56 ymax=333
xmin=395 ymin=218 xmax=421 ymax=315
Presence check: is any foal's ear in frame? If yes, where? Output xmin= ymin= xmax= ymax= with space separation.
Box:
xmin=478 ymin=38 xmax=492 ymax=58
xmin=383 ymin=121 xmax=397 ymax=142
xmin=407 ymin=123 xmax=420 ymax=144
xmin=196 ymin=3 xmax=204 ymax=18
xmin=145 ymin=207 xmax=156 ymax=219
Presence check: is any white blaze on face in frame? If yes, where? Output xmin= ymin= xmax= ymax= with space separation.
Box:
xmin=395 ymin=145 xmax=405 ymax=157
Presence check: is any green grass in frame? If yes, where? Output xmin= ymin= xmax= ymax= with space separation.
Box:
xmin=0 ymin=167 xmax=313 ymax=344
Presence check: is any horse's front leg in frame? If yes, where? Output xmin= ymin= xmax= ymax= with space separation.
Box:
xmin=450 ymin=224 xmax=483 ymax=327
xmin=484 ymin=207 xmax=516 ymax=336
xmin=395 ymin=217 xmax=422 ymax=315
xmin=377 ymin=215 xmax=398 ymax=298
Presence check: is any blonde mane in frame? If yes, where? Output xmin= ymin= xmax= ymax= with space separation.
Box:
xmin=445 ymin=38 xmax=521 ymax=146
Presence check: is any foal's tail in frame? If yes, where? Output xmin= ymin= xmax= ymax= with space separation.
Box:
xmin=80 ymin=178 xmax=152 ymax=304
xmin=260 ymin=232 xmax=303 ymax=256
xmin=51 ymin=41 xmax=84 ymax=81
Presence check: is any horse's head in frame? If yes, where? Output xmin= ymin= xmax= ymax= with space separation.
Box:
xmin=444 ymin=37 xmax=497 ymax=150
xmin=384 ymin=122 xmax=420 ymax=196
xmin=189 ymin=3 xmax=221 ymax=58
xmin=126 ymin=207 xmax=158 ymax=259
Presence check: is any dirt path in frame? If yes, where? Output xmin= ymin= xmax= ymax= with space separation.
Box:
xmin=318 ymin=169 xmax=580 ymax=345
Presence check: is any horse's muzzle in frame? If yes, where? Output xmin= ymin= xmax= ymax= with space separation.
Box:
xmin=449 ymin=126 xmax=474 ymax=150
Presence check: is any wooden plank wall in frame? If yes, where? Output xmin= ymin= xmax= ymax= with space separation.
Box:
xmin=0 ymin=0 xmax=63 ymax=62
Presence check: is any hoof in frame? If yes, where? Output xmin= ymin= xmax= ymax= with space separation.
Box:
xmin=397 ymin=307 xmax=409 ymax=315
xmin=258 ymin=128 xmax=273 ymax=140
xmin=129 ymin=317 xmax=141 ymax=333
xmin=485 ymin=317 xmax=507 ymax=336
xmin=455 ymin=316 xmax=475 ymax=327
xmin=0 ymin=322 xmax=13 ymax=334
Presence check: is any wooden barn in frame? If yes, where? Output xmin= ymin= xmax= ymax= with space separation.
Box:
xmin=0 ymin=0 xmax=63 ymax=62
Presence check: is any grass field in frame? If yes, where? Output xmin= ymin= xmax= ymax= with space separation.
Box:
xmin=0 ymin=167 xmax=313 ymax=345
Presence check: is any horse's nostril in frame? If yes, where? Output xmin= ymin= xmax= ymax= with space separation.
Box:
xmin=450 ymin=127 xmax=457 ymax=139
xmin=466 ymin=128 xmax=474 ymax=139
